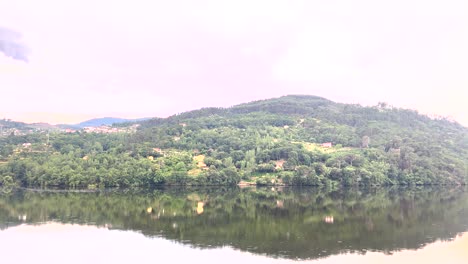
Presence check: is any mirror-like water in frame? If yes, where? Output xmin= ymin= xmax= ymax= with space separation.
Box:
xmin=1 ymin=186 xmax=467 ymax=263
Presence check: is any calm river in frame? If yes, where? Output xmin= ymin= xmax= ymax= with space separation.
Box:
xmin=0 ymin=186 xmax=467 ymax=263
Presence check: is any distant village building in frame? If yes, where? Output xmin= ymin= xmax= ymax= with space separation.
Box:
xmin=22 ymin=143 xmax=32 ymax=148
xmin=275 ymin=160 xmax=285 ymax=170
xmin=84 ymin=127 xmax=96 ymax=133
xmin=83 ymin=126 xmax=129 ymax=134
xmin=389 ymin=148 xmax=401 ymax=158
xmin=153 ymin=148 xmax=163 ymax=154
xmin=321 ymin=142 xmax=332 ymax=148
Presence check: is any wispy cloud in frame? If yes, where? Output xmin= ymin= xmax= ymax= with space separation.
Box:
xmin=0 ymin=27 xmax=28 ymax=62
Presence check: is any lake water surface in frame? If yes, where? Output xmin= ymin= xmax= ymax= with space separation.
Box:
xmin=1 ymin=186 xmax=467 ymax=263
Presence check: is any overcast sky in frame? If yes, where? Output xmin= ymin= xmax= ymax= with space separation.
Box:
xmin=0 ymin=0 xmax=467 ymax=125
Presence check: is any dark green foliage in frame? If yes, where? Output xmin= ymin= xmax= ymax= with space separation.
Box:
xmin=0 ymin=95 xmax=466 ymax=187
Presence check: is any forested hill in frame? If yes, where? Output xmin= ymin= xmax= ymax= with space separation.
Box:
xmin=1 ymin=95 xmax=467 ymax=188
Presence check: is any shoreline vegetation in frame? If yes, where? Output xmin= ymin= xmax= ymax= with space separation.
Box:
xmin=1 ymin=95 xmax=467 ymax=188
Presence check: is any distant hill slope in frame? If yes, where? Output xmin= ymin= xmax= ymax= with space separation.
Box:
xmin=75 ymin=117 xmax=151 ymax=128
xmin=137 ymin=95 xmax=467 ymax=185
xmin=0 ymin=119 xmax=28 ymax=129
xmin=140 ymin=95 xmax=467 ymax=156
xmin=1 ymin=95 xmax=466 ymax=187
xmin=0 ymin=119 xmax=60 ymax=131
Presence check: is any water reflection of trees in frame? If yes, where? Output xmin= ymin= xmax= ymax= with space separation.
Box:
xmin=0 ymin=186 xmax=467 ymax=260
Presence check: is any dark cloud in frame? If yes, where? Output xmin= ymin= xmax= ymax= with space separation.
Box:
xmin=0 ymin=27 xmax=29 ymax=62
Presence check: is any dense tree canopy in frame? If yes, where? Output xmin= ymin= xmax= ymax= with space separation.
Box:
xmin=0 ymin=95 xmax=467 ymax=188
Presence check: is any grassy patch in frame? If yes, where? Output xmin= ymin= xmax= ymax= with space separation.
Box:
xmin=193 ymin=155 xmax=207 ymax=168
xmin=187 ymin=168 xmax=202 ymax=176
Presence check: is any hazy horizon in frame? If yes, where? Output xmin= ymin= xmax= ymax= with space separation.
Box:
xmin=1 ymin=0 xmax=467 ymax=126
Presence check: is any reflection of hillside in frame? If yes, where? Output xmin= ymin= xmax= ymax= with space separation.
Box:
xmin=0 ymin=187 xmax=467 ymax=260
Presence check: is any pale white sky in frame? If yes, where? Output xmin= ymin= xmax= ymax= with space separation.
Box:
xmin=0 ymin=0 xmax=467 ymax=125
xmin=0 ymin=224 xmax=467 ymax=264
